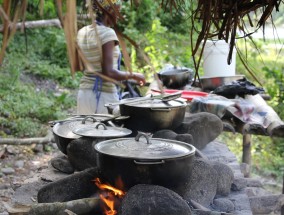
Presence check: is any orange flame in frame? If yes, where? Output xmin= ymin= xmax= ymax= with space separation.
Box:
xmin=94 ymin=178 xmax=125 ymax=215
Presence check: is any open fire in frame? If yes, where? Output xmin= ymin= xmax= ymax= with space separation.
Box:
xmin=94 ymin=178 xmax=126 ymax=215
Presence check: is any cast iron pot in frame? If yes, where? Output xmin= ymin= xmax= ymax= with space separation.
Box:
xmin=94 ymin=133 xmax=196 ymax=195
xmin=119 ymin=98 xmax=187 ymax=135
xmin=51 ymin=115 xmax=126 ymax=154
xmin=158 ymin=68 xmax=194 ymax=89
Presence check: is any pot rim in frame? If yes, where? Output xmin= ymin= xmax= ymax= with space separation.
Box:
xmin=94 ymin=135 xmax=196 ymax=160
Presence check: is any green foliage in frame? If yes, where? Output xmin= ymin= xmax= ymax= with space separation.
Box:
xmin=0 ymin=28 xmax=78 ymax=137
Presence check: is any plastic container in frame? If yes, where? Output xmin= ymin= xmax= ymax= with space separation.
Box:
xmin=163 ymin=89 xmax=208 ymax=101
xmin=203 ymin=40 xmax=236 ymax=77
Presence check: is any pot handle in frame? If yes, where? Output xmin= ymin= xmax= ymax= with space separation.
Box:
xmin=95 ymin=123 xmax=107 ymax=130
xmin=82 ymin=116 xmax=98 ymax=124
xmin=135 ymin=132 xmax=151 ymax=144
xmin=134 ymin=160 xmax=165 ymax=165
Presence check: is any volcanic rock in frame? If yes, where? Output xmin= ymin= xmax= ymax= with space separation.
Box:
xmin=50 ymin=155 xmax=75 ymax=174
xmin=37 ymin=167 xmax=99 ymax=203
xmin=183 ymin=158 xmax=218 ymax=207
xmin=174 ymin=112 xmax=223 ymax=149
xmin=120 ymin=184 xmax=192 ymax=215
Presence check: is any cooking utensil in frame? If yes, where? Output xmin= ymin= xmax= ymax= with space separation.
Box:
xmin=199 ymin=75 xmax=245 ymax=91
xmin=157 ymin=68 xmax=194 ymax=89
xmin=119 ymin=97 xmax=187 ymax=135
xmin=104 ymin=91 xmax=182 ymax=107
xmin=72 ymin=122 xmax=132 ymax=138
xmin=52 ymin=114 xmax=127 ymax=154
xmin=94 ymin=132 xmax=196 ymax=195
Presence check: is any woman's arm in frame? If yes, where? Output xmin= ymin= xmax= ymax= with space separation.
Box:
xmin=101 ymin=41 xmax=146 ymax=85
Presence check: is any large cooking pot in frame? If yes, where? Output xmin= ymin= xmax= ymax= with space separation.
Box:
xmin=119 ymin=98 xmax=187 ymax=135
xmin=158 ymin=68 xmax=194 ymax=89
xmin=51 ymin=114 xmax=128 ymax=154
xmin=94 ymin=132 xmax=196 ymax=194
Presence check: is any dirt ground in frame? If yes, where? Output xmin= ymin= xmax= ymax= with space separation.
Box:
xmin=0 ymin=142 xmax=58 ymax=214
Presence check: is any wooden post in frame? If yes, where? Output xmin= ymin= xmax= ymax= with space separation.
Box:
xmin=242 ymin=134 xmax=252 ymax=176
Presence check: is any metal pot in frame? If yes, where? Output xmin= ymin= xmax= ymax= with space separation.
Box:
xmin=51 ymin=115 xmax=128 ymax=154
xmin=158 ymin=68 xmax=194 ymax=89
xmin=199 ymin=75 xmax=245 ymax=91
xmin=119 ymin=98 xmax=187 ymax=135
xmin=94 ymin=132 xmax=196 ymax=194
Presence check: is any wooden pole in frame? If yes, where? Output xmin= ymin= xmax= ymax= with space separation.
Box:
xmin=242 ymin=134 xmax=252 ymax=176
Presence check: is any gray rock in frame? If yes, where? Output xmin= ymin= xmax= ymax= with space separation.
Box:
xmin=183 ymin=158 xmax=218 ymax=207
xmin=212 ymin=162 xmax=234 ymax=196
xmin=14 ymin=160 xmax=25 ymax=169
xmin=152 ymin=129 xmax=177 ymax=140
xmin=245 ymin=178 xmax=263 ymax=188
xmin=176 ymin=133 xmax=194 ymax=144
xmin=231 ymin=177 xmax=247 ymax=191
xmin=249 ymin=194 xmax=284 ymax=215
xmin=50 ymin=155 xmax=75 ymax=174
xmin=1 ymin=167 xmax=15 ymax=175
xmin=67 ymin=137 xmax=103 ymax=171
xmin=212 ymin=198 xmax=235 ymax=212
xmin=245 ymin=187 xmax=272 ymax=197
xmin=37 ymin=167 xmax=99 ymax=203
xmin=39 ymin=166 xmax=70 ymax=182
xmin=175 ymin=113 xmax=223 ymax=149
xmin=12 ymin=181 xmax=49 ymax=205
xmin=120 ymin=184 xmax=192 ymax=215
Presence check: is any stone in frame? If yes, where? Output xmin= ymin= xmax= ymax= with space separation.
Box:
xmin=174 ymin=112 xmax=223 ymax=149
xmin=14 ymin=160 xmax=25 ymax=169
xmin=231 ymin=177 xmax=247 ymax=191
xmin=212 ymin=198 xmax=235 ymax=212
xmin=176 ymin=133 xmax=194 ymax=144
xmin=50 ymin=155 xmax=75 ymax=174
xmin=11 ymin=181 xmax=49 ymax=205
xmin=67 ymin=137 xmax=103 ymax=171
xmin=1 ymin=167 xmax=15 ymax=175
xmin=245 ymin=187 xmax=272 ymax=197
xmin=120 ymin=184 xmax=192 ymax=215
xmin=152 ymin=129 xmax=178 ymax=140
xmin=212 ymin=162 xmax=234 ymax=196
xmin=245 ymin=178 xmax=263 ymax=188
xmin=37 ymin=167 xmax=99 ymax=203
xmin=249 ymin=194 xmax=284 ymax=215
xmin=183 ymin=158 xmax=218 ymax=207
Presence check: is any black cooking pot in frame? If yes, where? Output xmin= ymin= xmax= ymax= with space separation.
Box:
xmin=51 ymin=115 xmax=127 ymax=154
xmin=119 ymin=98 xmax=187 ymax=135
xmin=94 ymin=133 xmax=196 ymax=195
xmin=158 ymin=68 xmax=194 ymax=89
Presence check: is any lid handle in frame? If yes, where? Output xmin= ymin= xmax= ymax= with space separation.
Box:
xmin=95 ymin=123 xmax=107 ymax=130
xmin=135 ymin=132 xmax=151 ymax=145
xmin=82 ymin=116 xmax=98 ymax=124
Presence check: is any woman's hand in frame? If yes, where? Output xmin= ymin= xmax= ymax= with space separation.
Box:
xmin=131 ymin=72 xmax=146 ymax=86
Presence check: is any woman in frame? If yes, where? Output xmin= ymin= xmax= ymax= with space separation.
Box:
xmin=77 ymin=0 xmax=146 ymax=114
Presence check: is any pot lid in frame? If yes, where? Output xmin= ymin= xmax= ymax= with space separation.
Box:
xmin=72 ymin=122 xmax=132 ymax=138
xmin=52 ymin=114 xmax=118 ymax=139
xmin=123 ymin=98 xmax=187 ymax=108
xmin=94 ymin=132 xmax=195 ymax=159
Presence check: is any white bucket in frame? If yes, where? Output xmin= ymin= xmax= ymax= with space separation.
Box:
xmin=203 ymin=40 xmax=236 ymax=77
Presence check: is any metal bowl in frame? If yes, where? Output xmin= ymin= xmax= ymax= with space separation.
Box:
xmin=199 ymin=75 xmax=245 ymax=91
xmin=158 ymin=68 xmax=194 ymax=89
